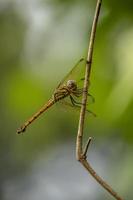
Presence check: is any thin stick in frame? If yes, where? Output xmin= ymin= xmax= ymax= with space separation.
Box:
xmin=76 ymin=1 xmax=124 ymax=200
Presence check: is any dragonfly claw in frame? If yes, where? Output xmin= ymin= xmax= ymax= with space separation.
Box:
xmin=86 ymin=109 xmax=96 ymax=117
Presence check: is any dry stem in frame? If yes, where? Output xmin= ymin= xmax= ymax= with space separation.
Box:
xmin=76 ymin=0 xmax=124 ymax=200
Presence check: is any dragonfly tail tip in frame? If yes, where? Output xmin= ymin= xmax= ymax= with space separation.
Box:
xmin=17 ymin=126 xmax=26 ymax=134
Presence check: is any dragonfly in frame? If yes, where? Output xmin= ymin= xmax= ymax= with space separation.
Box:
xmin=17 ymin=58 xmax=95 ymax=134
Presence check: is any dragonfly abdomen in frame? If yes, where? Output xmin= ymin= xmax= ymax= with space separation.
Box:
xmin=17 ymin=99 xmax=55 ymax=134
xmin=17 ymin=88 xmax=70 ymax=134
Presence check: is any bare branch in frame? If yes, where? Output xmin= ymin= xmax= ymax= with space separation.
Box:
xmin=76 ymin=0 xmax=124 ymax=200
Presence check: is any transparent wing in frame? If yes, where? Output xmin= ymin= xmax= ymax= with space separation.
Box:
xmin=54 ymin=91 xmax=95 ymax=116
xmin=70 ymin=92 xmax=95 ymax=104
xmin=58 ymin=98 xmax=96 ymax=117
xmin=56 ymin=58 xmax=86 ymax=89
xmin=54 ymin=57 xmax=95 ymax=115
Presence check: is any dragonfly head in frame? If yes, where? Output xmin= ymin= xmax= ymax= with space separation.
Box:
xmin=66 ymin=80 xmax=77 ymax=91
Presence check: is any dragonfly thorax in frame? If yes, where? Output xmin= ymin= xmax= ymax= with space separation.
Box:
xmin=66 ymin=80 xmax=77 ymax=91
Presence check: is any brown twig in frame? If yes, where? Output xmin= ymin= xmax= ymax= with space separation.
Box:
xmin=76 ymin=0 xmax=124 ymax=200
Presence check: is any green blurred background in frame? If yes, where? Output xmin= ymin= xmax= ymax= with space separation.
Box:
xmin=0 ymin=0 xmax=133 ymax=199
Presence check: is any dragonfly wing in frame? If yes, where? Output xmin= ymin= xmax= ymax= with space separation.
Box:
xmin=57 ymin=97 xmax=96 ymax=117
xmin=70 ymin=92 xmax=95 ymax=104
xmin=57 ymin=98 xmax=81 ymax=113
xmin=56 ymin=58 xmax=86 ymax=89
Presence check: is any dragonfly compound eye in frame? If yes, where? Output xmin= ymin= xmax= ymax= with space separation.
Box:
xmin=66 ymin=80 xmax=77 ymax=90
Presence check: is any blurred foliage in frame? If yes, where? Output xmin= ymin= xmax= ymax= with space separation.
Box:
xmin=0 ymin=0 xmax=133 ymax=199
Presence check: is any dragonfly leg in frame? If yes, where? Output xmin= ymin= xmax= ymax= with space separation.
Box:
xmin=72 ymin=88 xmax=83 ymax=97
xmin=78 ymin=89 xmax=95 ymax=100
xmin=88 ymin=93 xmax=95 ymax=103
xmin=73 ymin=89 xmax=94 ymax=101
xmin=86 ymin=109 xmax=96 ymax=117
xmin=70 ymin=95 xmax=82 ymax=106
xmin=77 ymin=89 xmax=95 ymax=103
xmin=70 ymin=95 xmax=96 ymax=117
xmin=70 ymin=96 xmax=82 ymax=108
xmin=70 ymin=95 xmax=76 ymax=106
